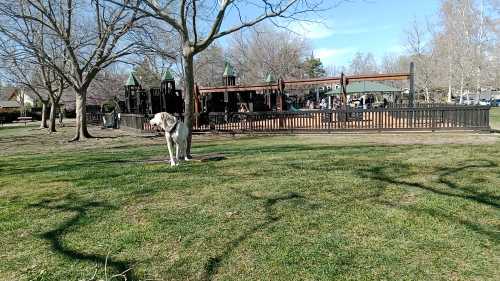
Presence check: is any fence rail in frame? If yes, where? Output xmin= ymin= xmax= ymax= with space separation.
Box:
xmin=88 ymin=105 xmax=491 ymax=133
xmin=87 ymin=112 xmax=104 ymax=125
xmin=194 ymin=106 xmax=490 ymax=132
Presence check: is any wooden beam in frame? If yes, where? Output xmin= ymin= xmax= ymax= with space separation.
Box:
xmin=199 ymin=85 xmax=278 ymax=94
xmin=198 ymin=72 xmax=411 ymax=95
xmin=284 ymin=73 xmax=410 ymax=88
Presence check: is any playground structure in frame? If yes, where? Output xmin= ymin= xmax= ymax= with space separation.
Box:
xmin=122 ymin=70 xmax=183 ymax=115
xmin=94 ymin=62 xmax=490 ymax=132
xmin=194 ymin=63 xmax=414 ymax=115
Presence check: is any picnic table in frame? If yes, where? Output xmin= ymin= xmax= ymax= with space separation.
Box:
xmin=13 ymin=116 xmax=33 ymax=126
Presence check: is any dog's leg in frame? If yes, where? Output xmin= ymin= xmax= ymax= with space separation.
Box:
xmin=175 ymin=143 xmax=181 ymax=163
xmin=165 ymin=135 xmax=176 ymax=166
xmin=182 ymin=141 xmax=190 ymax=161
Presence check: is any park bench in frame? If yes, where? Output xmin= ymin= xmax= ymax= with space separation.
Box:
xmin=13 ymin=116 xmax=33 ymax=126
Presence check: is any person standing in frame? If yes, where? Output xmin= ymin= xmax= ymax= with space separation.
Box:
xmin=361 ymin=95 xmax=367 ymax=110
xmin=319 ymin=98 xmax=327 ymax=110
xmin=58 ymin=107 xmax=65 ymax=127
xmin=112 ymin=109 xmax=119 ymax=129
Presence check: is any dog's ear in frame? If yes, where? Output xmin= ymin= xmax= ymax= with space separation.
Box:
xmin=159 ymin=112 xmax=167 ymax=129
xmin=161 ymin=112 xmax=176 ymax=132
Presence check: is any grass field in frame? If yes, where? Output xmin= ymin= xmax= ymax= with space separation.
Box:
xmin=0 ymin=126 xmax=499 ymax=281
xmin=490 ymin=107 xmax=500 ymax=129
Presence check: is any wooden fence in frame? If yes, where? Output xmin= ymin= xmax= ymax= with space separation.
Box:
xmin=195 ymin=106 xmax=490 ymax=132
xmin=87 ymin=112 xmax=104 ymax=125
xmin=86 ymin=113 xmax=154 ymax=130
xmin=120 ymin=114 xmax=153 ymax=131
xmin=88 ymin=105 xmax=490 ymax=133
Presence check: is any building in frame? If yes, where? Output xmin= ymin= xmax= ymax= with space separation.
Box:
xmin=0 ymin=101 xmax=20 ymax=110
xmin=0 ymin=88 xmax=21 ymax=111
xmin=1 ymin=88 xmax=37 ymax=107
xmin=325 ymin=81 xmax=403 ymax=106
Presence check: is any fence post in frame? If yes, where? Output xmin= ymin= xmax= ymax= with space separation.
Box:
xmin=486 ymin=107 xmax=490 ymax=129
xmin=409 ymin=62 xmax=415 ymax=108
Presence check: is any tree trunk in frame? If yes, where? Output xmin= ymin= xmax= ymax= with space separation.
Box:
xmin=447 ymin=62 xmax=453 ymax=103
xmin=48 ymin=101 xmax=57 ymax=133
xmin=40 ymin=102 xmax=48 ymax=129
xmin=477 ymin=0 xmax=484 ymax=104
xmin=183 ymin=51 xmax=195 ymax=157
xmin=71 ymin=89 xmax=92 ymax=141
xmin=459 ymin=72 xmax=464 ymax=103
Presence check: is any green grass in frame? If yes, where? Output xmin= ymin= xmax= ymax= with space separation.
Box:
xmin=0 ymin=128 xmax=499 ymax=280
xmin=491 ymin=107 xmax=500 ymax=129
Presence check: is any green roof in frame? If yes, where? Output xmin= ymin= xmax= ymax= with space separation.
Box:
xmin=223 ymin=62 xmax=235 ymax=77
xmin=161 ymin=69 xmax=174 ymax=81
xmin=125 ymin=72 xmax=140 ymax=87
xmin=326 ymin=81 xmax=401 ymax=95
xmin=265 ymin=73 xmax=275 ymax=83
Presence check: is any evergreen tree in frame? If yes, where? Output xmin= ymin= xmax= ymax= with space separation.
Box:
xmin=303 ymin=55 xmax=327 ymax=78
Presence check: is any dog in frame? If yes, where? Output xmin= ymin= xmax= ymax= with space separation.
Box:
xmin=149 ymin=112 xmax=189 ymax=166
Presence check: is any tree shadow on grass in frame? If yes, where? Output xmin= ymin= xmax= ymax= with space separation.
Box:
xmin=200 ymin=191 xmax=307 ymax=281
xmin=361 ymin=160 xmax=500 ymax=209
xmin=0 ymin=153 xmax=163 ymax=176
xmin=29 ymin=196 xmax=138 ymax=280
xmin=282 ymin=155 xmax=499 ymax=241
xmin=358 ymin=160 xmax=500 ymax=241
xmin=380 ymin=200 xmax=500 ymax=242
xmin=218 ymin=144 xmax=383 ymax=157
xmin=437 ymin=161 xmax=500 ymax=202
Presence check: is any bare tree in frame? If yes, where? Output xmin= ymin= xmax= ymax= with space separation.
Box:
xmin=89 ymin=70 xmax=128 ymax=110
xmin=195 ymin=44 xmax=226 ymax=87
xmin=349 ymin=52 xmax=378 ymax=75
xmin=405 ymin=19 xmax=437 ymax=102
xmin=0 ymin=0 xmax=144 ymax=140
xmin=435 ymin=0 xmax=498 ymax=103
xmin=228 ymin=25 xmax=311 ymax=84
xmin=0 ymin=50 xmax=50 ymax=129
xmin=394 ymin=0 xmax=499 ymax=103
xmin=108 ymin=0 xmax=329 ymax=155
xmin=0 ymin=25 xmax=67 ymax=131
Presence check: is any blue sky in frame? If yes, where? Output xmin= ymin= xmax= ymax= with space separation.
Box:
xmin=289 ymin=0 xmax=441 ymax=68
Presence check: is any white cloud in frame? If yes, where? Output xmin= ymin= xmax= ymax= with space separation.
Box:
xmin=289 ymin=21 xmax=334 ymax=39
xmin=388 ymin=44 xmax=406 ymax=55
xmin=289 ymin=21 xmax=394 ymax=39
xmin=315 ymin=47 xmax=355 ymax=65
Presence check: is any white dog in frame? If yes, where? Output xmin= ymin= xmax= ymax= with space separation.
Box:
xmin=149 ymin=112 xmax=189 ymax=166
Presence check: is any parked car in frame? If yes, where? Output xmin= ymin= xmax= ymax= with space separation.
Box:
xmin=478 ymin=99 xmax=491 ymax=106
xmin=463 ymin=99 xmax=475 ymax=105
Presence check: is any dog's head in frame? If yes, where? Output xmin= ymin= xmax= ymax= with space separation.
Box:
xmin=150 ymin=112 xmax=177 ymax=132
